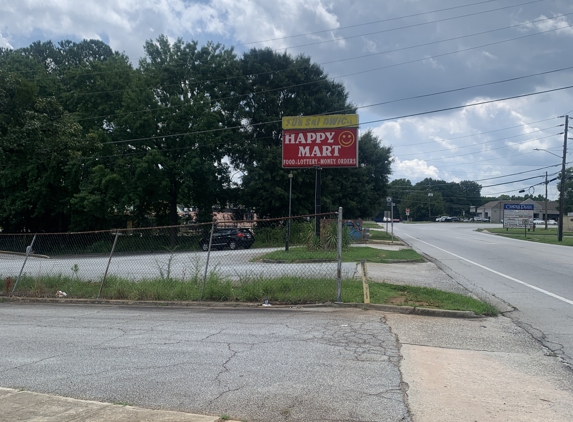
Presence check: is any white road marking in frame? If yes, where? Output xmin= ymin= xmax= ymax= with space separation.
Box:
xmin=405 ymin=234 xmax=573 ymax=306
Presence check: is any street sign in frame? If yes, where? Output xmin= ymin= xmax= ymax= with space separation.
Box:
xmin=503 ymin=204 xmax=534 ymax=228
xmin=406 ymin=208 xmax=410 ymax=216
xmin=282 ymin=128 xmax=358 ymax=168
xmin=386 ymin=197 xmax=392 ymax=204
xmin=282 ymin=114 xmax=359 ymax=168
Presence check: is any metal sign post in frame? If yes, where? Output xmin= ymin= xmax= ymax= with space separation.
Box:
xmin=386 ymin=197 xmax=393 ymax=241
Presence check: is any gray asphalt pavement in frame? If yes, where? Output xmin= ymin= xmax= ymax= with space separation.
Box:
xmin=0 ymin=248 xmax=356 ymax=282
xmin=0 ymin=303 xmax=409 ymax=422
xmin=393 ymin=222 xmax=573 ymax=368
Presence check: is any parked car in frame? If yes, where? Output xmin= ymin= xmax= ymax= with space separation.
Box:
xmin=473 ymin=217 xmax=483 ymax=222
xmin=533 ymin=219 xmax=545 ymax=225
xmin=547 ymin=219 xmax=557 ymax=225
xmin=436 ymin=216 xmax=449 ymax=222
xmin=199 ymin=228 xmax=255 ymax=251
xmin=450 ymin=217 xmax=460 ymax=222
xmin=483 ymin=217 xmax=490 ymax=222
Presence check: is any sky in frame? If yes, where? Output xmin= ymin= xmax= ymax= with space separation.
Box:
xmin=1 ymin=0 xmax=573 ymax=200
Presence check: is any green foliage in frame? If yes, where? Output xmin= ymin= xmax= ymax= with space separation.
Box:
xmin=399 ymin=190 xmax=446 ymax=221
xmin=257 ymin=246 xmax=423 ymax=263
xmin=7 ymin=274 xmax=497 ymax=315
xmin=1 ymin=37 xmax=393 ymax=233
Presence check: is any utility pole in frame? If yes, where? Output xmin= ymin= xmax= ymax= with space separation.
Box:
xmin=545 ymin=171 xmax=548 ymax=230
xmin=558 ymin=116 xmax=569 ymax=242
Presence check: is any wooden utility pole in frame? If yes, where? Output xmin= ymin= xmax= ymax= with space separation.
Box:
xmin=558 ymin=115 xmax=569 ymax=242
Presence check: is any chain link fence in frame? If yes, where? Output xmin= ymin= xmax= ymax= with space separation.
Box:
xmin=1 ymin=211 xmax=359 ymax=303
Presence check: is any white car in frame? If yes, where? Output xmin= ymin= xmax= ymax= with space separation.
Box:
xmin=533 ymin=219 xmax=545 ymax=225
xmin=547 ymin=219 xmax=557 ymax=225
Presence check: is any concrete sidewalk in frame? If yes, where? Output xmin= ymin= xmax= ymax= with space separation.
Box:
xmin=386 ymin=313 xmax=573 ymax=422
xmin=0 ymin=388 xmax=239 ymax=422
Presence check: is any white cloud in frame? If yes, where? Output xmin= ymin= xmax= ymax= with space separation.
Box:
xmin=0 ymin=32 xmax=13 ymax=49
xmin=520 ymin=14 xmax=573 ymax=37
xmin=392 ymin=158 xmax=439 ymax=180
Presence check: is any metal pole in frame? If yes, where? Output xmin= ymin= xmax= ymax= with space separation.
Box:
xmin=11 ymin=234 xmax=37 ymax=295
xmin=336 ymin=207 xmax=342 ymax=303
xmin=98 ymin=230 xmax=119 ymax=299
xmin=201 ymin=222 xmax=215 ymax=300
xmin=286 ymin=171 xmax=293 ymax=252
xmin=545 ymin=171 xmax=548 ymax=230
xmin=391 ymin=202 xmax=394 ymax=243
xmin=558 ymin=115 xmax=568 ymax=242
xmin=315 ymin=167 xmax=322 ymax=238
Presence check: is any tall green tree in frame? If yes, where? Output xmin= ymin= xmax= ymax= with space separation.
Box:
xmin=0 ymin=73 xmax=94 ymax=231
xmin=110 ymin=36 xmax=242 ymax=226
xmin=400 ymin=190 xmax=445 ymax=221
xmin=386 ymin=178 xmax=413 ymax=219
xmin=233 ymin=48 xmax=391 ymax=219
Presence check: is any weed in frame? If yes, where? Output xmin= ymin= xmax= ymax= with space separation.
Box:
xmin=71 ymin=264 xmax=79 ymax=279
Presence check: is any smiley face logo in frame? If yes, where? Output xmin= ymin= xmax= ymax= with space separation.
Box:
xmin=338 ymin=131 xmax=356 ymax=147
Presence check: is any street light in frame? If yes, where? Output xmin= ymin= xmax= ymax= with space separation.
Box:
xmin=428 ymin=192 xmax=433 ymax=218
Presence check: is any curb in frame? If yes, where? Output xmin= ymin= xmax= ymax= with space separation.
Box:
xmin=0 ymin=250 xmax=51 ymax=259
xmin=0 ymin=296 xmax=482 ymax=318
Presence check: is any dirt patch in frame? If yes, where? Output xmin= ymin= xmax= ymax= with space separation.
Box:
xmin=387 ymin=295 xmax=433 ymax=308
xmin=388 ymin=296 xmax=406 ymax=305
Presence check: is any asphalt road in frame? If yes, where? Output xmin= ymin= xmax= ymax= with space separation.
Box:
xmin=0 ymin=248 xmax=357 ymax=282
xmin=0 ymin=303 xmax=410 ymax=422
xmin=394 ymin=222 xmax=573 ymax=368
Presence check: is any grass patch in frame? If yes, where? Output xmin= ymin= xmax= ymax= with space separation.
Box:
xmin=481 ymin=228 xmax=573 ymax=246
xmin=257 ymin=246 xmax=424 ymax=263
xmin=368 ymin=230 xmax=393 ymax=241
xmin=361 ymin=221 xmax=383 ymax=229
xmin=4 ymin=275 xmax=496 ymax=315
xmin=359 ymin=282 xmax=498 ymax=316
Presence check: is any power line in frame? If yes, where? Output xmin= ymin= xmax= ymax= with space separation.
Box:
xmin=273 ymin=0 xmax=552 ymax=51
xmin=6 ymin=5 xmax=568 ymax=126
xmin=231 ymin=0 xmax=513 ymax=47
xmin=364 ymin=84 xmax=573 ymax=126
xmin=472 ymin=164 xmax=563 ymax=181
xmin=395 ymin=130 xmax=558 ymax=158
xmin=96 ymin=84 xmax=572 ymax=150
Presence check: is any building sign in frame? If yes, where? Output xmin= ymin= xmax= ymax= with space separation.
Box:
xmin=282 ymin=115 xmax=359 ymax=168
xmin=282 ymin=114 xmax=358 ymax=130
xmin=503 ymin=204 xmax=534 ymax=228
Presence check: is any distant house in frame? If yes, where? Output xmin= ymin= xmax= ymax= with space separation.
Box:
xmin=476 ymin=199 xmax=559 ymax=223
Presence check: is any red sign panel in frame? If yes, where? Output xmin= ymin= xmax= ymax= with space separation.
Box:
xmin=282 ymin=128 xmax=358 ymax=168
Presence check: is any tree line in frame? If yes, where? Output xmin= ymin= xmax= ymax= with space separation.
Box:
xmin=386 ymin=176 xmax=573 ymax=221
xmin=385 ymin=178 xmax=482 ymax=221
xmin=0 ymin=37 xmax=392 ymax=233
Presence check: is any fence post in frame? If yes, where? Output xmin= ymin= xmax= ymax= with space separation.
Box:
xmin=11 ymin=234 xmax=37 ymax=295
xmin=98 ymin=230 xmax=119 ymax=299
xmin=361 ymin=260 xmax=370 ymax=304
xmin=336 ymin=207 xmax=342 ymax=303
xmin=201 ymin=222 xmax=215 ymax=300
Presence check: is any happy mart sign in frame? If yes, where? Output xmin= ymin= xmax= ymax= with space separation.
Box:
xmin=282 ymin=115 xmax=359 ymax=168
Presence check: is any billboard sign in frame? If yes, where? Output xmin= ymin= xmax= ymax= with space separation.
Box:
xmin=503 ymin=204 xmax=534 ymax=228
xmin=282 ymin=114 xmax=359 ymax=168
xmin=282 ymin=114 xmax=359 ymax=130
